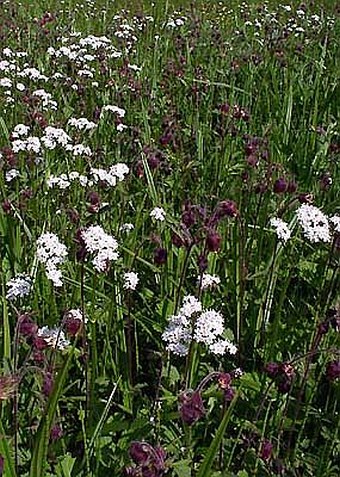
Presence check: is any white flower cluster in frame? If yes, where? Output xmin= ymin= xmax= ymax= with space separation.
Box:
xmin=36 ymin=233 xmax=68 ymax=287
xmin=101 ymin=105 xmax=126 ymax=118
xmin=5 ymin=169 xmax=20 ymax=182
xmin=12 ymin=124 xmax=30 ymax=138
xmin=37 ymin=326 xmax=70 ymax=350
xmin=270 ymin=217 xmax=292 ymax=243
xmin=150 ymin=207 xmax=166 ymax=222
xmin=47 ymin=163 xmax=129 ymax=190
xmin=68 ymin=117 xmax=97 ymax=131
xmin=6 ymin=274 xmax=32 ymax=300
xmin=199 ymin=273 xmax=221 ymax=290
xmin=81 ymin=225 xmax=119 ymax=272
xmin=330 ymin=215 xmax=340 ymax=234
xmin=41 ymin=126 xmax=72 ymax=150
xmin=162 ymin=295 xmax=236 ymax=357
xmin=12 ymin=136 xmax=41 ymax=154
xmin=296 ymin=204 xmax=331 ymax=243
xmin=123 ymin=271 xmax=139 ymax=290
xmin=32 ymin=89 xmax=57 ymax=110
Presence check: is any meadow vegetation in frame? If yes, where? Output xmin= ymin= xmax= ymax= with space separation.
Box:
xmin=0 ymin=0 xmax=339 ymax=475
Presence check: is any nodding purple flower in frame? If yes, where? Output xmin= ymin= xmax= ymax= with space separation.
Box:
xmin=179 ymin=389 xmax=205 ymax=425
xmin=75 ymin=229 xmax=87 ymax=262
xmin=42 ymin=371 xmax=54 ymax=397
xmin=220 ymin=103 xmax=230 ymax=114
xmin=127 ymin=441 xmax=167 ymax=477
xmin=216 ymin=200 xmax=239 ymax=219
xmin=172 ymin=232 xmax=185 ymax=248
xmin=50 ymin=424 xmax=63 ymax=442
xmin=154 ymin=248 xmax=167 ymax=265
xmin=260 ymin=439 xmax=273 ymax=461
xmin=273 ymin=178 xmax=287 ymax=193
xmin=0 ymin=455 xmax=4 ymax=476
xmin=287 ymin=180 xmax=297 ymax=193
xmin=64 ymin=316 xmax=82 ymax=336
xmin=67 ymin=208 xmax=80 ymax=224
xmin=264 ymin=362 xmax=280 ymax=378
xmin=326 ymin=361 xmax=340 ymax=381
xmin=319 ymin=172 xmax=332 ymax=191
xmin=159 ymin=131 xmax=173 ymax=147
xmin=2 ymin=199 xmax=12 ymax=215
xmin=87 ymin=191 xmax=101 ymax=213
xmin=298 ymin=193 xmax=314 ymax=204
xmin=18 ymin=313 xmax=38 ymax=338
xmin=206 ymin=230 xmax=221 ymax=252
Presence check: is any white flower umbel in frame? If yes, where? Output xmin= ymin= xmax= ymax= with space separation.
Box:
xmin=150 ymin=207 xmax=166 ymax=222
xmin=6 ymin=274 xmax=32 ymax=300
xmin=199 ymin=273 xmax=221 ymax=290
xmin=330 ymin=215 xmax=340 ymax=234
xmin=81 ymin=225 xmax=119 ymax=272
xmin=179 ymin=295 xmax=202 ymax=317
xmin=194 ymin=309 xmax=224 ymax=345
xmin=296 ymin=204 xmax=331 ymax=243
xmin=123 ymin=271 xmax=139 ymax=290
xmin=162 ymin=295 xmax=237 ymax=357
xmin=36 ymin=233 xmax=68 ymax=287
xmin=37 ymin=326 xmax=70 ymax=350
xmin=270 ymin=217 xmax=292 ymax=243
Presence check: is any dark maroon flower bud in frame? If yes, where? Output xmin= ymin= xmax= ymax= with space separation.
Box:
xmin=217 ymin=200 xmax=239 ymax=218
xmin=264 ymin=362 xmax=279 ymax=378
xmin=129 ymin=441 xmax=156 ymax=466
xmin=87 ymin=191 xmax=101 ymax=213
xmin=160 ymin=132 xmax=172 ymax=146
xmin=93 ymin=106 xmax=101 ymax=121
xmin=220 ymin=103 xmax=230 ymax=114
xmin=50 ymin=424 xmax=63 ymax=442
xmin=224 ymin=387 xmax=235 ymax=402
xmin=172 ymin=232 xmax=185 ymax=248
xmin=287 ymin=181 xmax=297 ymax=193
xmin=33 ymin=336 xmax=48 ymax=350
xmin=298 ymin=193 xmax=313 ymax=204
xmin=33 ymin=350 xmax=45 ymax=363
xmin=280 ymin=363 xmax=295 ymax=379
xmin=154 ymin=248 xmax=167 ymax=265
xmin=18 ymin=314 xmax=38 ymax=338
xmin=206 ymin=230 xmax=221 ymax=252
xmin=148 ymin=155 xmax=160 ymax=170
xmin=217 ymin=372 xmax=232 ymax=389
xmin=198 ymin=254 xmax=208 ymax=272
xmin=326 ymin=361 xmax=340 ymax=381
xmin=179 ymin=390 xmax=205 ymax=425
xmin=246 ymin=154 xmax=259 ymax=167
xmin=43 ymin=372 xmax=54 ymax=396
xmin=277 ymin=377 xmax=292 ymax=394
xmin=319 ymin=172 xmax=332 ymax=191
xmin=75 ymin=229 xmax=87 ymax=262
xmin=64 ymin=317 xmax=82 ymax=336
xmin=318 ymin=321 xmax=329 ymax=335
xmin=260 ymin=439 xmax=273 ymax=461
xmin=2 ymin=199 xmax=12 ymax=214
xmin=0 ymin=455 xmax=4 ymax=476
xmin=273 ymin=178 xmax=287 ymax=193
xmin=182 ymin=209 xmax=196 ymax=227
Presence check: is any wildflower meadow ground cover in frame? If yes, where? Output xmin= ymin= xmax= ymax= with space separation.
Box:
xmin=0 ymin=0 xmax=339 ymax=475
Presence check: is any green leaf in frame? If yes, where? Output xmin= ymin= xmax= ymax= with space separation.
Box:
xmin=0 ymin=418 xmax=17 ymax=477
xmin=196 ymin=393 xmax=239 ymax=477
xmin=29 ymin=346 xmax=75 ymax=477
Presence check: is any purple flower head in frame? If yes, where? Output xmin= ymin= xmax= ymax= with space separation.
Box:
xmin=128 ymin=441 xmax=167 ymax=477
xmin=260 ymin=439 xmax=273 ymax=461
xmin=50 ymin=423 xmax=63 ymax=442
xmin=18 ymin=313 xmax=38 ymax=338
xmin=43 ymin=371 xmax=54 ymax=397
xmin=264 ymin=362 xmax=279 ymax=378
xmin=179 ymin=389 xmax=205 ymax=425
xmin=273 ymin=178 xmax=287 ymax=194
xmin=154 ymin=248 xmax=167 ymax=265
xmin=206 ymin=230 xmax=221 ymax=252
xmin=326 ymin=361 xmax=340 ymax=381
xmin=0 ymin=455 xmax=4 ymax=476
